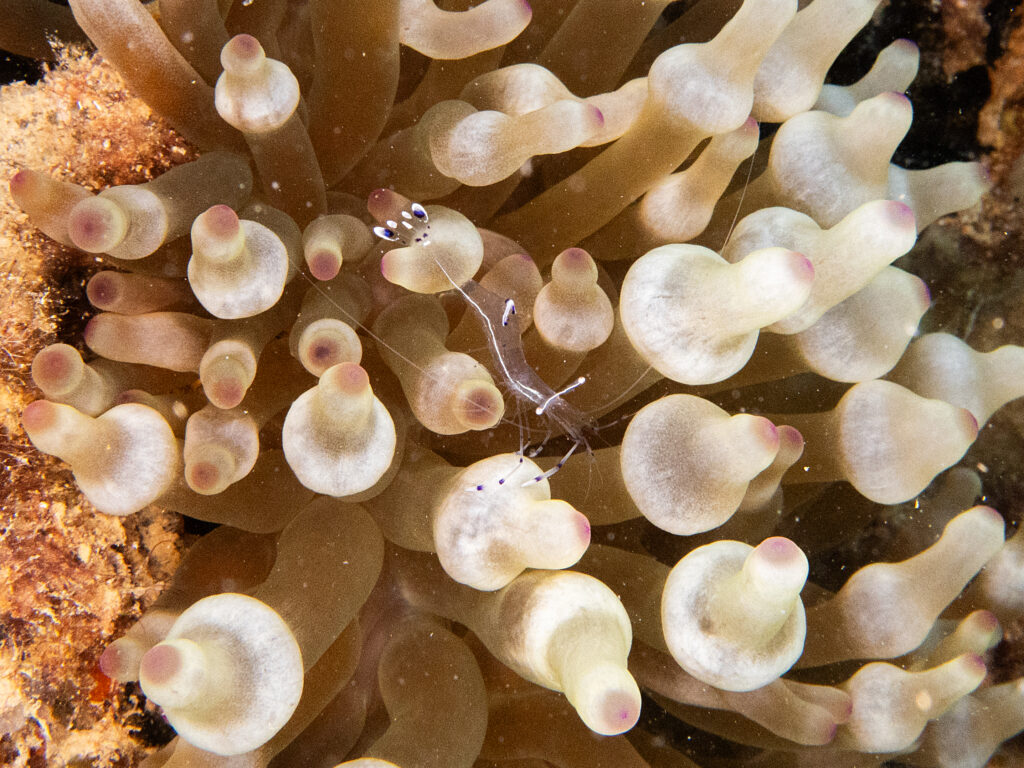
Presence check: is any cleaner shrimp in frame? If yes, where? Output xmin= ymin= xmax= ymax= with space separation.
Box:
xmin=370 ymin=189 xmax=612 ymax=488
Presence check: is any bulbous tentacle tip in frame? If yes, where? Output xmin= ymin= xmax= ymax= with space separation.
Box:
xmin=308 ymin=249 xmax=341 ymax=281
xmin=324 ymin=361 xmax=370 ymax=396
xmin=777 ymin=424 xmax=804 ymax=451
xmin=139 ymin=643 xmax=182 ymax=687
xmin=186 ymin=461 xmax=218 ymax=492
xmin=97 ymin=644 xmax=121 ymax=679
xmin=791 ymin=251 xmax=815 ymax=283
xmin=559 ymin=247 xmax=588 ymax=262
xmin=454 ymin=380 xmax=505 ymax=431
xmin=552 ymin=247 xmax=597 ymax=280
xmin=186 ymin=449 xmax=236 ymax=496
xmin=757 ymin=535 xmax=802 ymax=563
xmin=591 ymin=685 xmax=642 ymax=735
xmin=367 ymin=188 xmax=409 ymax=222
xmin=822 ymin=720 xmax=839 ymax=744
xmin=751 ymin=415 xmax=780 ymax=450
xmin=367 ymin=187 xmax=390 ymax=206
xmin=960 ymin=651 xmax=988 ymax=678
xmin=306 ymin=338 xmax=341 ymax=369
xmin=972 ymin=504 xmax=1004 ymax=527
xmin=82 ymin=315 xmax=100 ymax=347
xmin=221 ymin=33 xmax=265 ymax=73
xmin=574 ymin=510 xmax=592 ymax=542
xmin=209 ymin=378 xmax=245 ymax=410
xmin=21 ymin=399 xmax=56 ymax=433
xmin=68 ymin=196 xmax=126 ymax=253
xmin=31 ymin=345 xmax=79 ymax=393
xmin=839 ymin=695 xmax=855 ymax=721
xmin=880 ymin=89 xmax=912 ymax=108
xmin=883 ymin=199 xmax=917 ymax=229
xmin=750 ymin=536 xmax=809 ymax=593
xmin=960 ymin=407 xmax=980 ymax=440
xmin=9 ymin=169 xmax=33 ymax=195
xmin=892 ymin=37 xmax=919 ymax=53
xmin=973 ymin=609 xmax=1000 ymax=633
xmin=85 ymin=271 xmax=118 ymax=308
xmin=99 ymin=640 xmax=139 ymax=681
xmin=196 ymin=204 xmax=241 ymax=240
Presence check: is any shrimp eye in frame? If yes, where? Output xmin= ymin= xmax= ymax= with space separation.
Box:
xmin=410 ymin=203 xmax=428 ymax=221
xmin=373 ymin=226 xmax=401 ymax=242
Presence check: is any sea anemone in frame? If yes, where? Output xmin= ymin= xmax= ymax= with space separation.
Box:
xmin=3 ymin=1 xmax=1024 ymax=766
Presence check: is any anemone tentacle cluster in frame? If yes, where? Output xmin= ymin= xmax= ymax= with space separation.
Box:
xmin=7 ymin=0 xmax=1024 ymax=766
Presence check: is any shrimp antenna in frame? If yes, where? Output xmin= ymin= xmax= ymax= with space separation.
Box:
xmin=719 ymin=131 xmax=761 ymax=254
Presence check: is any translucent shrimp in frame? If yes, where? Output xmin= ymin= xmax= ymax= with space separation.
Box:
xmin=371 ymin=191 xmax=599 ymax=486
xmin=446 ymin=270 xmax=599 ymax=487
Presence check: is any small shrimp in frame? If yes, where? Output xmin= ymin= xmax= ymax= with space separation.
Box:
xmin=373 ymin=195 xmax=599 ymax=487
xmin=447 ymin=272 xmax=599 ymax=487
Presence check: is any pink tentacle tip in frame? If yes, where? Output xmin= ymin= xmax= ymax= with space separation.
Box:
xmin=98 ymin=644 xmax=127 ymax=679
xmin=754 ymin=417 xmax=779 ymax=449
xmin=459 ymin=385 xmax=504 ymax=428
xmin=960 ymin=407 xmax=979 ymax=438
xmin=308 ymin=340 xmax=340 ymax=366
xmin=520 ymin=0 xmax=532 ymax=16
xmin=575 ymin=512 xmax=592 ymax=542
xmin=210 ymin=379 xmax=245 ymax=409
xmin=22 ymin=400 xmax=56 ymax=432
xmin=82 ymin=315 xmax=100 ymax=347
xmin=885 ymin=200 xmax=916 ymax=229
xmin=838 ymin=695 xmax=854 ymax=721
xmin=776 ymin=424 xmax=804 ymax=450
xmin=380 ymin=252 xmax=402 ymax=284
xmin=961 ymin=652 xmax=987 ymax=676
xmin=600 ymin=690 xmax=641 ymax=734
xmin=228 ymin=33 xmax=262 ymax=61
xmin=792 ymin=252 xmax=815 ymax=283
xmin=9 ymin=169 xmax=32 ymax=194
xmin=368 ymin=188 xmax=401 ymax=221
xmin=915 ymin=277 xmax=932 ymax=309
xmin=140 ymin=644 xmax=181 ymax=685
xmin=86 ymin=273 xmax=117 ymax=306
xmin=33 ymin=347 xmax=73 ymax=383
xmin=757 ymin=536 xmax=800 ymax=565
xmin=188 ymin=461 xmax=223 ymax=493
xmin=114 ymin=390 xmax=143 ymax=406
xmin=881 ymin=90 xmax=912 ymax=108
xmin=974 ymin=505 xmax=1004 ymax=527
xmin=308 ymin=250 xmax=340 ymax=281
xmin=589 ymin=105 xmax=605 ymax=127
xmin=559 ymin=247 xmax=591 ymax=267
xmin=328 ymin=362 xmax=370 ymax=395
xmin=893 ymin=38 xmax=918 ymax=52
xmin=69 ymin=201 xmax=118 ymax=252
xmin=201 ymin=204 xmax=240 ymax=238
xmin=974 ymin=610 xmax=999 ymax=632
xmin=822 ymin=720 xmax=839 ymax=744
